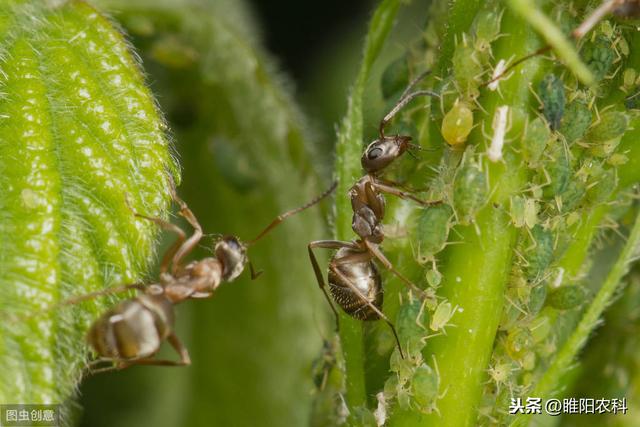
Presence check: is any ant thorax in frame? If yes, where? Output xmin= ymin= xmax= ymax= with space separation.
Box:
xmin=215 ymin=236 xmax=248 ymax=281
xmin=361 ymin=135 xmax=412 ymax=174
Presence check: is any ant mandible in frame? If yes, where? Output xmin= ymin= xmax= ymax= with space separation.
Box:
xmin=64 ymin=178 xmax=336 ymax=373
xmin=308 ymin=72 xmax=440 ymax=358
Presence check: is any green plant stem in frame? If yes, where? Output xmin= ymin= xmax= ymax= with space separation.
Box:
xmin=411 ymin=6 xmax=546 ymax=427
xmin=334 ymin=0 xmax=401 ymax=409
xmin=506 ymin=0 xmax=595 ymax=86
xmin=511 ymin=208 xmax=640 ymax=427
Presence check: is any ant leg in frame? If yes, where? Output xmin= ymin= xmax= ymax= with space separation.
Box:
xmin=166 ymin=179 xmax=203 ymax=275
xmin=308 ymin=240 xmax=357 ymax=331
xmin=61 ymin=283 xmax=146 ymax=306
xmin=380 ymin=89 xmax=439 ymax=137
xmin=90 ymin=333 xmax=192 ymax=374
xmin=125 ymin=194 xmax=187 ymax=274
xmin=327 ymin=258 xmax=405 ymax=359
xmin=363 ymin=239 xmax=426 ymax=299
xmin=372 ymin=181 xmax=442 ymax=207
xmin=249 ymin=261 xmax=263 ymax=280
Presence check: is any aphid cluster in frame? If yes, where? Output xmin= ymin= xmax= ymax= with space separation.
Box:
xmin=63 ymin=179 xmax=336 ymax=372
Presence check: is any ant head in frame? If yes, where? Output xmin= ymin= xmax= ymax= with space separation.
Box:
xmin=361 ymin=135 xmax=412 ymax=174
xmin=214 ymin=236 xmax=248 ymax=281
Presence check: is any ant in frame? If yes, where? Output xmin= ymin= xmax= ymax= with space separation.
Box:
xmin=308 ymin=73 xmax=440 ymax=358
xmin=63 ymin=178 xmax=337 ymax=373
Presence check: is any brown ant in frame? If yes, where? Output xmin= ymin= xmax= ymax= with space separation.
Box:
xmin=308 ymin=73 xmax=440 ymax=358
xmin=61 ymin=178 xmax=337 ymax=373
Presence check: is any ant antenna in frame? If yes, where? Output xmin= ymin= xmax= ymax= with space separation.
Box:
xmin=247 ymin=181 xmax=338 ymax=246
xmin=379 ymin=71 xmax=440 ymax=137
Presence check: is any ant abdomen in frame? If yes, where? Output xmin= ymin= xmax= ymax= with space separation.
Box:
xmin=328 ymin=248 xmax=383 ymax=321
xmin=87 ymin=294 xmax=174 ymax=360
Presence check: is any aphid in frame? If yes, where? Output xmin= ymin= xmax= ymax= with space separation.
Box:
xmin=453 ymin=152 xmax=487 ymax=225
xmin=414 ymin=204 xmax=454 ymax=263
xmin=429 ymin=300 xmax=457 ymax=333
xmin=522 ymin=117 xmax=551 ymax=167
xmin=452 ymin=35 xmax=483 ymax=99
xmin=73 ymin=178 xmax=337 ymax=372
xmin=505 ymin=328 xmax=533 ymax=361
xmin=559 ymin=100 xmax=592 ymax=144
xmin=411 ymin=364 xmax=440 ymax=413
xmin=509 ymin=196 xmax=538 ymax=229
xmin=441 ymin=100 xmax=474 ymax=147
xmin=586 ymin=110 xmax=629 ymax=157
xmin=309 ymin=73 xmax=441 ymax=358
xmin=525 ymin=225 xmax=554 ymax=281
xmin=472 ymin=5 xmax=503 ymax=53
xmin=547 ymin=285 xmax=588 ymax=310
xmin=543 ymin=143 xmax=571 ymax=197
xmin=538 ymin=74 xmax=565 ymax=131
xmin=582 ymin=34 xmax=616 ymax=82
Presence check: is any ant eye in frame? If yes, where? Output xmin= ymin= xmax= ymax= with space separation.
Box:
xmin=368 ymin=147 xmax=383 ymax=160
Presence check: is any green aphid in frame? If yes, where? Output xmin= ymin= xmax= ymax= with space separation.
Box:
xmin=538 ymin=74 xmax=565 ymax=130
xmin=411 ymin=365 xmax=440 ymax=411
xmin=522 ymin=117 xmax=551 ymax=166
xmin=416 ymin=204 xmax=454 ymax=257
xmin=559 ymin=101 xmax=592 ymax=144
xmin=529 ymin=310 xmax=553 ymax=343
xmin=587 ymin=167 xmax=617 ymax=205
xmin=526 ymin=225 xmax=554 ymax=280
xmin=396 ymin=299 xmax=427 ymax=356
xmin=381 ymin=56 xmax=409 ymax=100
xmin=510 ymin=196 xmax=538 ymax=228
xmin=548 ymin=285 xmax=588 ymax=310
xmin=528 ymin=284 xmax=547 ymax=316
xmin=582 ymin=34 xmax=615 ymax=81
xmin=586 ymin=111 xmax=628 ymax=157
xmin=452 ymin=40 xmax=482 ymax=98
xmin=505 ymin=328 xmax=533 ymax=360
xmin=559 ymin=180 xmax=586 ymax=212
xmin=472 ymin=5 xmax=502 ymax=53
xmin=543 ymin=144 xmax=571 ymax=197
xmin=453 ymin=159 xmax=487 ymax=224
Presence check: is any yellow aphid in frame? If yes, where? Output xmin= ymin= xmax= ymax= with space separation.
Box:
xmin=441 ymin=101 xmax=474 ymax=146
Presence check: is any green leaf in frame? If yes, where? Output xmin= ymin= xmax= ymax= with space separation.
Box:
xmin=0 ymin=0 xmax=176 ymax=405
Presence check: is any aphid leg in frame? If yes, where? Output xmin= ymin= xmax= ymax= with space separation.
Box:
xmin=167 ymin=180 xmax=204 ymax=275
xmin=327 ymin=257 xmax=405 ymax=359
xmin=363 ymin=240 xmax=426 ymax=299
xmin=308 ymin=240 xmax=352 ymax=332
xmin=372 ymin=180 xmax=442 ymax=207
